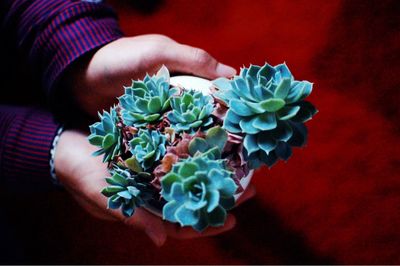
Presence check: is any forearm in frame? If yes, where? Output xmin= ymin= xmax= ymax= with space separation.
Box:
xmin=1 ymin=0 xmax=123 ymax=106
xmin=0 ymin=105 xmax=61 ymax=190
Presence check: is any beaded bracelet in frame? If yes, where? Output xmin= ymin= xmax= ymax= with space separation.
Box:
xmin=49 ymin=126 xmax=65 ymax=186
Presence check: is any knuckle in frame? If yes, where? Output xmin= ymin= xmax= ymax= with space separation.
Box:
xmin=192 ymin=48 xmax=211 ymax=65
xmin=148 ymin=34 xmax=172 ymax=42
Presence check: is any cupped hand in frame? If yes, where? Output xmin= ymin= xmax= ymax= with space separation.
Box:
xmin=55 ymin=130 xmax=255 ymax=246
xmin=66 ymin=34 xmax=236 ymax=116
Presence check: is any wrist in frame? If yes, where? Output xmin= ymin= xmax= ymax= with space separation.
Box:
xmin=49 ymin=126 xmax=65 ymax=185
xmin=54 ymin=130 xmax=94 ymax=185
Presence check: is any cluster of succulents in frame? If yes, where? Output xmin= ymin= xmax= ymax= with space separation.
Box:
xmin=88 ymin=64 xmax=317 ymax=231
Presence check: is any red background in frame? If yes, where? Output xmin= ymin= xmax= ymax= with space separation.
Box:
xmin=2 ymin=0 xmax=400 ymax=264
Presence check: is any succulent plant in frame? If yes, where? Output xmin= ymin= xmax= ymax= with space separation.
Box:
xmin=119 ymin=66 xmax=178 ymax=127
xmin=187 ymin=126 xmax=228 ymax=159
xmin=129 ymin=129 xmax=167 ymax=170
xmin=160 ymin=154 xmax=237 ymax=231
xmin=88 ymin=107 xmax=121 ymax=162
xmin=101 ymin=166 xmax=154 ymax=217
xmin=213 ymin=63 xmax=317 ymax=168
xmin=167 ymin=90 xmax=214 ymax=133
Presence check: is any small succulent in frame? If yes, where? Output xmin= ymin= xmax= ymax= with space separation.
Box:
xmin=119 ymin=66 xmax=178 ymax=127
xmin=129 ymin=129 xmax=167 ymax=170
xmin=213 ymin=63 xmax=317 ymax=168
xmin=88 ymin=107 xmax=121 ymax=162
xmin=187 ymin=126 xmax=228 ymax=159
xmin=167 ymin=90 xmax=214 ymax=133
xmin=161 ymin=155 xmax=237 ymax=231
xmin=101 ymin=166 xmax=154 ymax=217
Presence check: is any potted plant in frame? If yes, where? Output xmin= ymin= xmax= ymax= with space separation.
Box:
xmin=88 ymin=63 xmax=317 ymax=231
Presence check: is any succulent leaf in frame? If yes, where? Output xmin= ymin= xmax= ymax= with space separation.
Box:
xmin=187 ymin=126 xmax=228 ymax=157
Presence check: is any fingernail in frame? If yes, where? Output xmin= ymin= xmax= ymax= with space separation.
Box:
xmin=146 ymin=229 xmax=165 ymax=247
xmin=216 ymin=63 xmax=237 ymax=77
xmin=226 ymin=214 xmax=237 ymax=230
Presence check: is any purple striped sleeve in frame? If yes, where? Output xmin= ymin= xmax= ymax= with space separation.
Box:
xmin=3 ymin=0 xmax=123 ymax=101
xmin=0 ymin=106 xmax=60 ymax=189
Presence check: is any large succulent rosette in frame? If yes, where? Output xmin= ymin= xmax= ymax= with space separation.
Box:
xmin=88 ymin=64 xmax=317 ymax=231
xmin=213 ymin=63 xmax=317 ymax=168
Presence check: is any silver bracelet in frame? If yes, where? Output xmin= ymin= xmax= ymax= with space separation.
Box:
xmin=49 ymin=126 xmax=65 ymax=186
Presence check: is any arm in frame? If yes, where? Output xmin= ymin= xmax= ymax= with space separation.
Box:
xmin=1 ymin=0 xmax=236 ymax=116
xmin=1 ymin=0 xmax=123 ymax=103
xmin=0 ymin=105 xmax=61 ymax=189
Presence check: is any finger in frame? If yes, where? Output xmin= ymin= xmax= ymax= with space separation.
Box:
xmin=235 ymin=185 xmax=256 ymax=207
xmin=165 ymin=214 xmax=236 ymax=239
xmin=165 ymin=44 xmax=236 ymax=79
xmin=70 ymin=190 xmax=118 ymax=221
xmin=123 ymin=208 xmax=167 ymax=247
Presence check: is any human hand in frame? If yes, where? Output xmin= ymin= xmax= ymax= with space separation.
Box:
xmin=66 ymin=34 xmax=236 ymax=116
xmin=55 ymin=130 xmax=255 ymax=246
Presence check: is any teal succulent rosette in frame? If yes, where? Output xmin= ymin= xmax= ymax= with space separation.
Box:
xmin=161 ymin=155 xmax=237 ymax=231
xmin=88 ymin=64 xmax=317 ymax=231
xmin=88 ymin=107 xmax=122 ymax=162
xmin=213 ymin=63 xmax=317 ymax=168
xmin=101 ymin=166 xmax=154 ymax=217
xmin=119 ymin=67 xmax=178 ymax=127
xmin=129 ymin=129 xmax=167 ymax=170
xmin=167 ymin=90 xmax=214 ymax=133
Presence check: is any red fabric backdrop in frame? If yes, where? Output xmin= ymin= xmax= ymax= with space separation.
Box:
xmin=2 ymin=0 xmax=400 ymax=264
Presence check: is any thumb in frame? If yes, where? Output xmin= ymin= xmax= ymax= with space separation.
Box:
xmin=126 ymin=208 xmax=167 ymax=247
xmin=165 ymin=44 xmax=236 ymax=79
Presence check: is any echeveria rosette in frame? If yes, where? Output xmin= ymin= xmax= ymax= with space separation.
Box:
xmin=160 ymin=155 xmax=237 ymax=231
xmin=88 ymin=107 xmax=122 ymax=163
xmin=119 ymin=67 xmax=178 ymax=127
xmin=129 ymin=129 xmax=167 ymax=170
xmin=101 ymin=166 xmax=154 ymax=217
xmin=167 ymin=90 xmax=214 ymax=133
xmin=213 ymin=63 xmax=318 ymax=168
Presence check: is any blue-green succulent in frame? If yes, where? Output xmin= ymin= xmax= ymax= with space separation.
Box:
xmin=129 ymin=129 xmax=167 ymax=170
xmin=88 ymin=107 xmax=121 ymax=162
xmin=213 ymin=63 xmax=317 ymax=168
xmin=187 ymin=126 xmax=228 ymax=159
xmin=167 ymin=90 xmax=214 ymax=133
xmin=161 ymin=155 xmax=237 ymax=231
xmin=101 ymin=166 xmax=154 ymax=217
xmin=119 ymin=69 xmax=178 ymax=127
